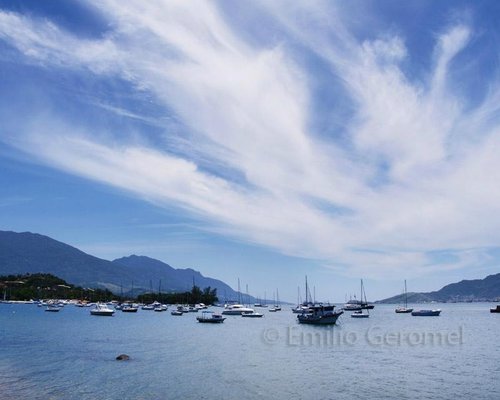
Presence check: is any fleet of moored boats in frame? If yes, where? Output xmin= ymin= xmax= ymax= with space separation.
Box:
xmin=2 ymin=277 xmax=498 ymax=323
xmin=4 ymin=297 xmax=495 ymax=324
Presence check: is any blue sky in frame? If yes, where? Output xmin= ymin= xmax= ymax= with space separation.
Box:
xmin=1 ymin=0 xmax=500 ymax=302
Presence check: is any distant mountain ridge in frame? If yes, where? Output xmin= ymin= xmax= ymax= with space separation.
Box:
xmin=377 ymin=273 xmax=500 ymax=303
xmin=0 ymin=230 xmax=246 ymax=301
xmin=112 ymin=255 xmax=239 ymax=298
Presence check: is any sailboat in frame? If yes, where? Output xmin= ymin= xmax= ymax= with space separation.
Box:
xmin=291 ymin=286 xmax=306 ymax=313
xmin=395 ymin=280 xmax=413 ymax=313
xmin=351 ymin=280 xmax=370 ymax=318
xmin=269 ymin=289 xmax=281 ymax=312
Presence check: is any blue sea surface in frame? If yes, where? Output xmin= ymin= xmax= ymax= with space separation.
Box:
xmin=0 ymin=303 xmax=499 ymax=399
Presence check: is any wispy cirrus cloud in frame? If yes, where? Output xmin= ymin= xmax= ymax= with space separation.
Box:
xmin=1 ymin=1 xmax=499 ymax=279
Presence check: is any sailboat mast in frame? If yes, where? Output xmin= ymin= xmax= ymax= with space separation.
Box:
xmin=237 ymin=278 xmax=241 ymax=304
xmin=404 ymin=280 xmax=408 ymax=308
xmin=305 ymin=276 xmax=309 ymax=304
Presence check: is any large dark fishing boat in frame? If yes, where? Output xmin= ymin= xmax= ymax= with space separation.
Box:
xmin=297 ymin=304 xmax=343 ymax=325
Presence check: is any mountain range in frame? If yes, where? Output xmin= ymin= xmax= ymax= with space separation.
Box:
xmin=0 ymin=230 xmax=247 ymax=301
xmin=377 ymin=273 xmax=500 ymax=303
xmin=3 ymin=230 xmax=499 ymax=303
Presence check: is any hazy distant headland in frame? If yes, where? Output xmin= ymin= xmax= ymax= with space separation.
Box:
xmin=377 ymin=273 xmax=500 ymax=303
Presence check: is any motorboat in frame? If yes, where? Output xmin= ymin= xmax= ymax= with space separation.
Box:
xmin=171 ymin=305 xmax=185 ymax=315
xmin=291 ymin=305 xmax=312 ymax=314
xmin=395 ymin=307 xmax=413 ymax=313
xmin=343 ymin=300 xmax=363 ymax=312
xmin=241 ymin=311 xmax=263 ymax=318
xmin=90 ymin=303 xmax=115 ymax=316
xmin=196 ymin=311 xmax=226 ymax=323
xmin=490 ymin=305 xmax=500 ymax=313
xmin=297 ymin=304 xmax=343 ymax=325
xmin=411 ymin=309 xmax=441 ymax=316
xmin=122 ymin=304 xmax=138 ymax=313
xmin=45 ymin=305 xmax=61 ymax=312
xmin=222 ymin=304 xmax=255 ymax=315
xmin=351 ymin=310 xmax=369 ymax=318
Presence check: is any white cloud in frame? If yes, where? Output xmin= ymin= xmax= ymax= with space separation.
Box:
xmin=1 ymin=2 xmax=500 ymax=279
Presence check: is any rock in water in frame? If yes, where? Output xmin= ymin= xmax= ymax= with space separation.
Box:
xmin=116 ymin=354 xmax=130 ymax=361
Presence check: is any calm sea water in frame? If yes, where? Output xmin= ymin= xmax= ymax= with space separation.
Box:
xmin=0 ymin=303 xmax=498 ymax=400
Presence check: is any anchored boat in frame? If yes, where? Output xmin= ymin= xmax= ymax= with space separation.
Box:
xmin=350 ymin=280 xmax=370 ymax=318
xmin=241 ymin=310 xmax=263 ymax=318
xmin=196 ymin=311 xmax=226 ymax=323
xmin=297 ymin=304 xmax=343 ymax=325
xmin=395 ymin=280 xmax=413 ymax=314
xmin=411 ymin=309 xmax=441 ymax=317
xmin=90 ymin=303 xmax=115 ymax=316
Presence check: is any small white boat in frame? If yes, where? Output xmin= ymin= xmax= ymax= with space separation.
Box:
xmin=291 ymin=305 xmax=312 ymax=314
xmin=90 ymin=303 xmax=115 ymax=316
xmin=222 ymin=304 xmax=255 ymax=315
xmin=351 ymin=310 xmax=369 ymax=318
xmin=122 ymin=304 xmax=138 ymax=313
xmin=343 ymin=299 xmax=363 ymax=312
xmin=171 ymin=305 xmax=185 ymax=315
xmin=241 ymin=311 xmax=263 ymax=318
xmin=197 ymin=311 xmax=226 ymax=323
xmin=45 ymin=305 xmax=61 ymax=312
